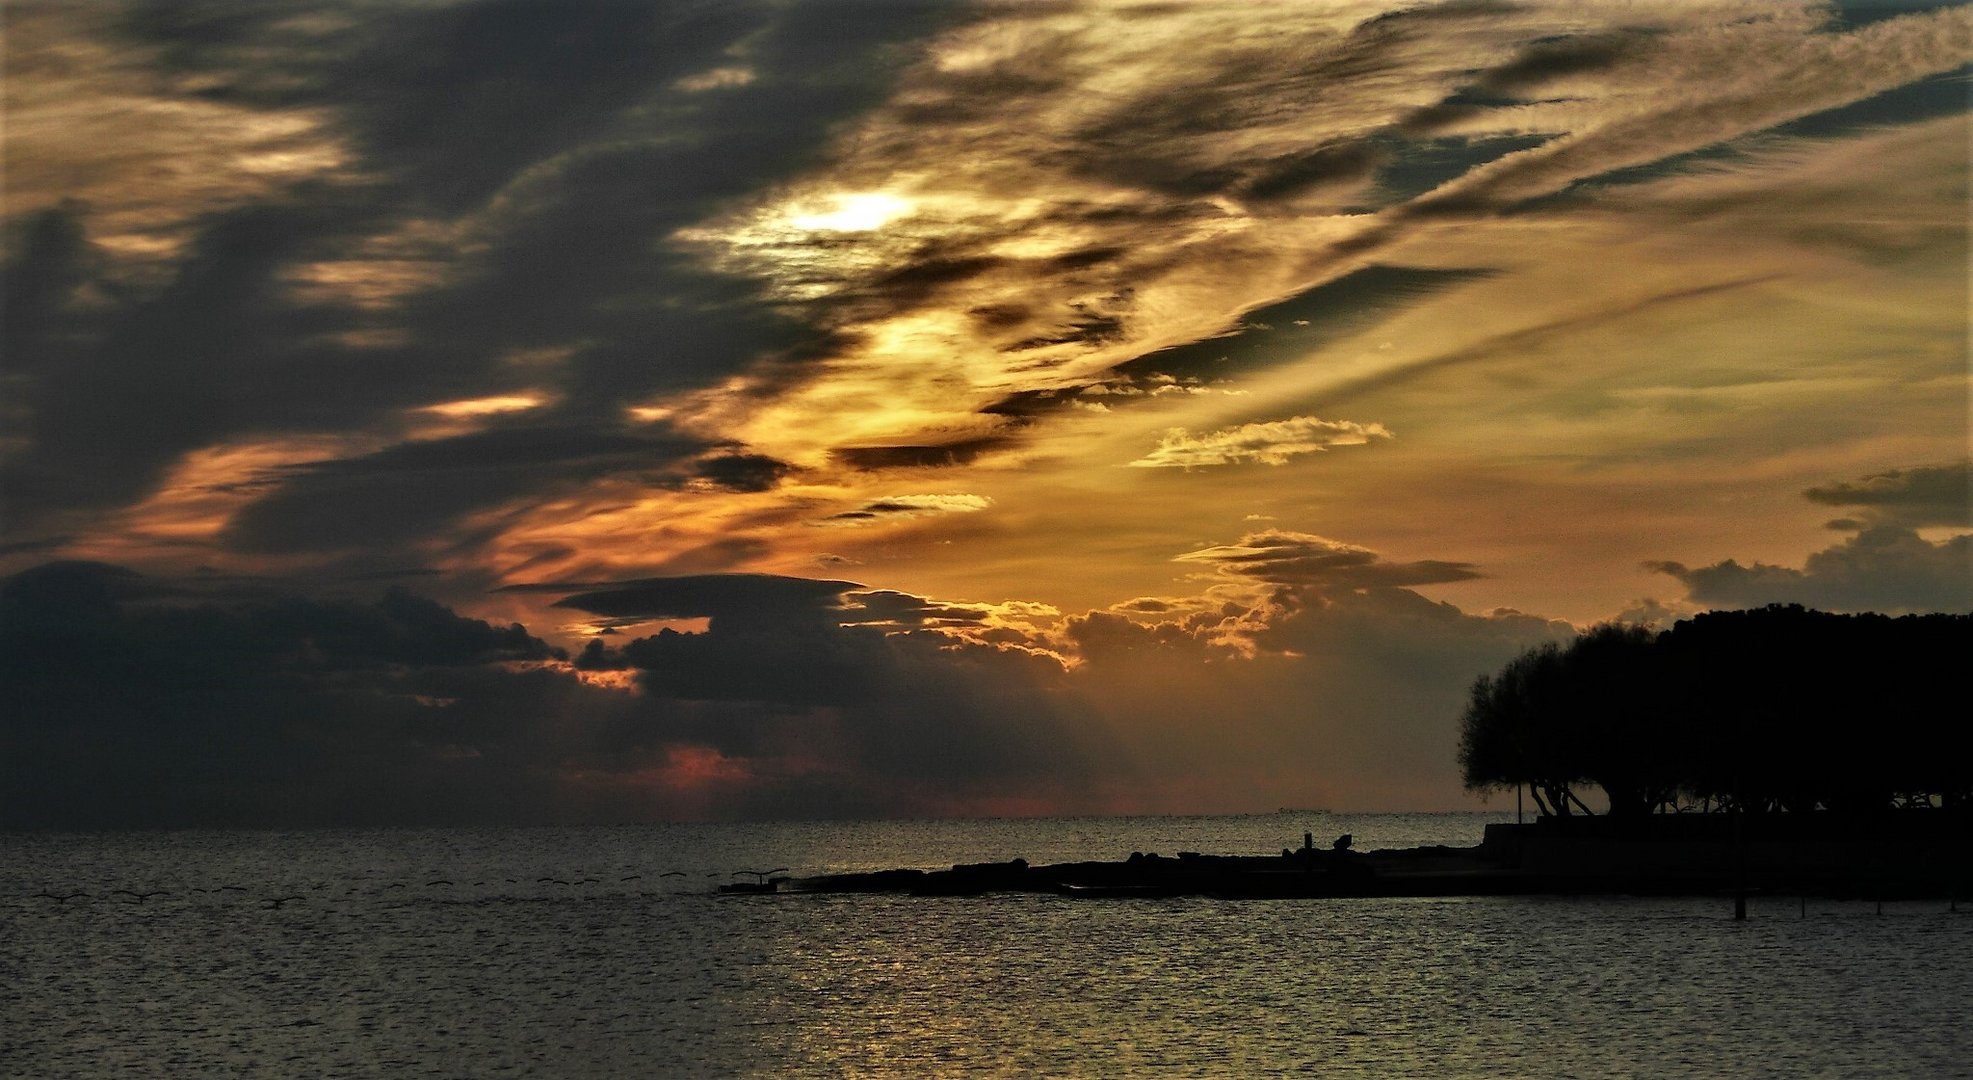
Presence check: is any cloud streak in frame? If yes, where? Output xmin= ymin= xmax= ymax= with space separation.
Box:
xmin=820 ymin=493 xmax=993 ymax=524
xmin=1131 ymin=416 xmax=1391 ymax=469
xmin=1804 ymin=461 xmax=1971 ymax=528
xmin=1176 ymin=530 xmax=1482 ymax=590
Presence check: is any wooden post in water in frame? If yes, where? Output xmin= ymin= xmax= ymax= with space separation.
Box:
xmin=1732 ymin=800 xmax=1747 ymax=921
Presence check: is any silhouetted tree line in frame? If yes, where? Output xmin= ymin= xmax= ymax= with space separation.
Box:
xmin=1459 ymin=606 xmax=1972 ymax=817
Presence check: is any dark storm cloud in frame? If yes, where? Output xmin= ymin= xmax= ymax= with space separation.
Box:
xmin=222 ymin=426 xmax=705 ymax=554
xmin=1 ymin=199 xmax=383 ymax=529
xmin=552 ymin=574 xmax=1092 ymax=798
xmin=1 ymin=0 xmax=971 ymax=552
xmin=0 ymin=560 xmax=589 ymax=829
xmin=593 ymin=598 xmax=1088 ymax=794
xmin=3 ymin=561 xmax=1093 ymax=828
xmin=114 ymin=0 xmax=964 ymax=219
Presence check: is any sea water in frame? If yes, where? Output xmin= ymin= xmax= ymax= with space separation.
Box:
xmin=5 ymin=813 xmax=1969 ymax=1077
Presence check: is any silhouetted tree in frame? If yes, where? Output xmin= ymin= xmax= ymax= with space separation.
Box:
xmin=1459 ymin=641 xmax=1591 ymax=816
xmin=1561 ymin=624 xmax=1676 ymax=816
xmin=1460 ymin=607 xmax=1972 ymax=817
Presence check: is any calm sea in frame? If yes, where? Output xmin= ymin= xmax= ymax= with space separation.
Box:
xmin=6 ymin=812 xmax=1969 ymax=1077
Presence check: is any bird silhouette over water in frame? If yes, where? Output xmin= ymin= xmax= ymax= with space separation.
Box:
xmin=34 ymin=890 xmax=85 ymax=903
xmin=263 ymin=895 xmax=305 ymax=909
xmin=111 ymin=890 xmax=168 ymax=904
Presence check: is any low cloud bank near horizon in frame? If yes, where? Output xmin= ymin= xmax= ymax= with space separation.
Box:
xmin=7 ymin=449 xmax=1969 ymax=829
xmin=3 ymin=550 xmax=1576 ymax=829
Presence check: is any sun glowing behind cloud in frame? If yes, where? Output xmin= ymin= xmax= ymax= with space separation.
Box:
xmin=783 ymin=191 xmax=915 ymax=233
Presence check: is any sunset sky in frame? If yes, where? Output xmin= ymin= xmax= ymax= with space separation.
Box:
xmin=4 ymin=0 xmax=1969 ymax=828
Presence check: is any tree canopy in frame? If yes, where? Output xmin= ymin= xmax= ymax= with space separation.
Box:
xmin=1458 ymin=606 xmax=1971 ymax=817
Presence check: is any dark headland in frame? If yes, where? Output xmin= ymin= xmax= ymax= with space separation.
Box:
xmin=774 ymin=814 xmax=1971 ymax=900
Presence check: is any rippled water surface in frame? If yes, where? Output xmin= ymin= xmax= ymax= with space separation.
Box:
xmin=7 ymin=814 xmax=1970 ymax=1077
